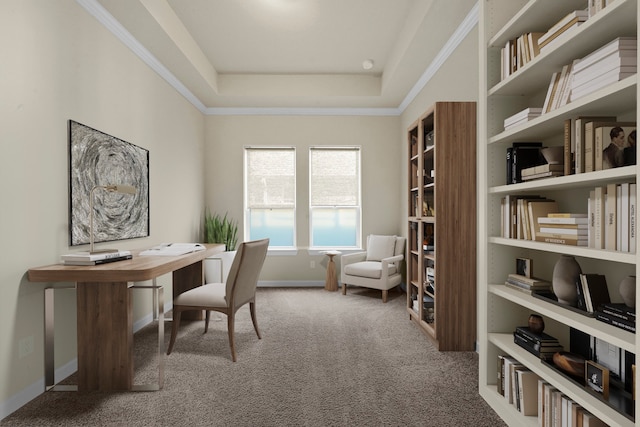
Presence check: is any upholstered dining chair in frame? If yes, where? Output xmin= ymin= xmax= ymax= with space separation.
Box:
xmin=166 ymin=238 xmax=269 ymax=362
xmin=340 ymin=234 xmax=405 ymax=303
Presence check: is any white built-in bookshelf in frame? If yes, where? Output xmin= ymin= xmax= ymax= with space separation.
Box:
xmin=478 ymin=0 xmax=639 ymax=426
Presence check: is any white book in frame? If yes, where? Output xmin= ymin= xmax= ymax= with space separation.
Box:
xmin=538 ymin=10 xmax=589 ymax=47
xmin=572 ymin=61 xmax=637 ymax=88
xmin=572 ymin=37 xmax=637 ymax=73
xmin=542 ymin=72 xmax=560 ymax=113
xmin=620 ymin=182 xmax=630 ymax=252
xmin=572 ymin=50 xmax=637 ymax=79
xmin=571 ymin=70 xmax=636 ymax=100
xmin=551 ymin=63 xmax=572 ymax=111
xmin=594 ymin=186 xmax=605 ymax=249
xmin=588 ymin=191 xmax=595 ymax=248
xmin=504 ymin=108 xmax=543 ymax=127
xmin=540 ymin=227 xmax=588 ymax=235
xmin=630 ymin=183 xmax=637 ymax=253
xmin=61 ymin=250 xmax=132 ymax=262
xmin=537 ymin=217 xmax=588 ymax=225
xmin=605 ymin=183 xmax=617 ymax=250
xmin=139 ymin=243 xmax=205 ymax=256
xmin=617 ymin=184 xmax=623 ymax=250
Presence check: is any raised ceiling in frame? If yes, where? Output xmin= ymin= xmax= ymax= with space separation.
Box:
xmin=86 ymin=0 xmax=478 ymax=112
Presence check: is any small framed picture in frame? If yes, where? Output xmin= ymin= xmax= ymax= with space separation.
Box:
xmin=516 ymin=258 xmax=532 ymax=278
xmin=586 ymin=360 xmax=610 ymax=399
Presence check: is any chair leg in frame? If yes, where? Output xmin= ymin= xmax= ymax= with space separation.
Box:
xmin=227 ymin=311 xmax=237 ymax=362
xmin=342 ymin=282 xmax=347 ymax=295
xmin=250 ymin=301 xmax=261 ymax=339
xmin=204 ymin=310 xmax=211 ymax=333
xmin=167 ymin=308 xmax=182 ymax=355
xmin=382 ymin=289 xmax=388 ymax=303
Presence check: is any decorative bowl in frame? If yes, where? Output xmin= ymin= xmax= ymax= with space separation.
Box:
xmin=553 ymin=351 xmax=586 ymax=378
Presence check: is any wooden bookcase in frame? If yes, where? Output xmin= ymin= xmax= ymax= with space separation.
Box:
xmin=478 ymin=0 xmax=639 ymax=425
xmin=406 ymin=101 xmax=477 ymax=351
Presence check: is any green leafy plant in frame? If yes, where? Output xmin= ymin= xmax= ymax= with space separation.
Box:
xmin=204 ymin=210 xmax=238 ymax=251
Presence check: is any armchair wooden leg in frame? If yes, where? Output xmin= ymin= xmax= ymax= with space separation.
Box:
xmin=250 ymin=302 xmax=261 ymax=339
xmin=342 ymin=283 xmax=347 ymax=295
xmin=167 ymin=308 xmax=182 ymax=355
xmin=204 ymin=310 xmax=211 ymax=333
xmin=382 ymin=290 xmax=388 ymax=303
xmin=227 ymin=312 xmax=237 ymax=362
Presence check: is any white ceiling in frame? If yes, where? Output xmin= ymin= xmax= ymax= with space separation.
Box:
xmin=86 ymin=0 xmax=478 ymax=112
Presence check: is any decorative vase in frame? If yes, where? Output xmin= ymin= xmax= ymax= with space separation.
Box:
xmin=552 ymin=255 xmax=582 ymax=305
xmin=528 ymin=314 xmax=545 ymax=335
xmin=619 ymin=275 xmax=636 ymax=308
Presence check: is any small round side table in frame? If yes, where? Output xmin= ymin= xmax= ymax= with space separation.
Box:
xmin=321 ymin=250 xmax=341 ymax=291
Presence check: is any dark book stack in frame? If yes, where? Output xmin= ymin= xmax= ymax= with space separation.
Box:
xmin=513 ymin=326 xmax=563 ymax=360
xmin=506 ymin=142 xmax=543 ymax=184
xmin=595 ymin=302 xmax=636 ymax=333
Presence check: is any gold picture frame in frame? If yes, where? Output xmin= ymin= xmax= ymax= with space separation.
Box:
xmin=585 ymin=360 xmax=610 ymax=399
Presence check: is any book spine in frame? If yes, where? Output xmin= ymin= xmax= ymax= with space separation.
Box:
xmin=506 ymin=147 xmax=513 ymax=185
xmin=514 ymin=327 xmax=558 ymax=343
xmin=600 ymin=307 xmax=635 ymax=322
xmin=595 ymin=312 xmax=636 ymax=332
xmin=534 ymin=235 xmax=587 ymax=246
xmin=631 ymin=183 xmax=637 ymax=254
xmin=564 ymin=119 xmax=572 ymax=175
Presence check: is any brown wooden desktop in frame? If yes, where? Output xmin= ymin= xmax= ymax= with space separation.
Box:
xmin=27 ymin=243 xmax=225 ymax=392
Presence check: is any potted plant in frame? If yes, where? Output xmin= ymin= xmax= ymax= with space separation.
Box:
xmin=204 ymin=210 xmax=239 ymax=283
xmin=204 ymin=210 xmax=238 ymax=251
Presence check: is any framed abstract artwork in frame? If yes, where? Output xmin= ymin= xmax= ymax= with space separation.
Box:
xmin=68 ymin=120 xmax=149 ymax=246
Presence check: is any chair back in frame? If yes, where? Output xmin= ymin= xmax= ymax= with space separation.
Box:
xmin=225 ymin=238 xmax=269 ymax=308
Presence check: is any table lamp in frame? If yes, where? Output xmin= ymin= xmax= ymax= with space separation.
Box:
xmin=89 ymin=184 xmax=136 ymax=254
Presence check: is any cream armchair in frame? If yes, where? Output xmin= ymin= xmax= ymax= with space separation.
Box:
xmin=340 ymin=235 xmax=405 ymax=303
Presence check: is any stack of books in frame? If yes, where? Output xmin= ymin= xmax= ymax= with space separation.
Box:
xmin=538 ymin=10 xmax=589 ymax=54
xmin=503 ymin=108 xmax=542 ymax=130
xmin=595 ymin=302 xmax=636 ymax=333
xmin=535 ymin=213 xmax=588 ymax=246
xmin=61 ymin=250 xmax=132 ymax=266
xmin=571 ymin=37 xmax=637 ymax=101
xmin=520 ymin=163 xmax=564 ymax=181
xmin=505 ymin=273 xmax=551 ymax=294
xmin=513 ymin=326 xmax=563 ymax=360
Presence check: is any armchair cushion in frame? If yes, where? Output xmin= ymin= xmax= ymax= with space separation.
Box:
xmin=343 ymin=261 xmax=397 ymax=279
xmin=366 ymin=235 xmax=397 ymax=261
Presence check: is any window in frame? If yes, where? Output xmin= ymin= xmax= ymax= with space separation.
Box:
xmin=244 ymin=147 xmax=296 ymax=248
xmin=309 ymin=147 xmax=361 ymax=249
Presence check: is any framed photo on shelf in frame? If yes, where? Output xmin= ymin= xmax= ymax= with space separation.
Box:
xmin=516 ymin=257 xmax=532 ymax=278
xmin=586 ymin=360 xmax=610 ymax=399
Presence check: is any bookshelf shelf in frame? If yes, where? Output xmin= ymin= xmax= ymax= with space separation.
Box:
xmin=406 ymin=101 xmax=476 ymax=351
xmin=479 ymin=0 xmax=639 ymax=425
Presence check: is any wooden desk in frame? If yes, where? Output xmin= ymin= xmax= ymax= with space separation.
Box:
xmin=28 ymin=244 xmax=224 ymax=392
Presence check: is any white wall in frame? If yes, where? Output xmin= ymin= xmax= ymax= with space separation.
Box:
xmin=399 ymin=27 xmax=480 ymax=226
xmin=0 ymin=0 xmax=205 ymax=415
xmin=204 ymin=115 xmax=402 ymax=281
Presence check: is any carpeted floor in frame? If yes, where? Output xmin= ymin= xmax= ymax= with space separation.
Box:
xmin=0 ymin=287 xmax=506 ymax=426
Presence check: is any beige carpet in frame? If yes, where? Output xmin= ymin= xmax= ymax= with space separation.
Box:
xmin=0 ymin=287 xmax=506 ymax=426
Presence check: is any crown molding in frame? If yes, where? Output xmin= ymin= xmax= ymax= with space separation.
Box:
xmin=397 ymin=2 xmax=479 ymax=113
xmin=77 ymin=0 xmax=478 ymax=117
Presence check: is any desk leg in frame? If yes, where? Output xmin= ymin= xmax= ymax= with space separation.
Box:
xmin=173 ymin=260 xmax=204 ymax=320
xmin=44 ymin=286 xmax=77 ymax=392
xmin=76 ymin=281 xmax=133 ymax=391
xmin=131 ymin=282 xmax=164 ymax=391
